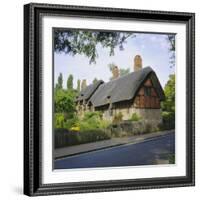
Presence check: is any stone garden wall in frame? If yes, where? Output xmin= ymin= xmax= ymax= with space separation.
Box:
xmin=107 ymin=120 xmax=161 ymax=137
xmin=103 ymin=107 xmax=162 ymax=124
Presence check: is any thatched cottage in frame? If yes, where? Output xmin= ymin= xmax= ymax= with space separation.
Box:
xmin=75 ymin=55 xmax=165 ymax=126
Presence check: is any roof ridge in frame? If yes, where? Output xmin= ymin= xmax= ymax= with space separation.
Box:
xmin=89 ymin=66 xmax=161 ymax=107
xmin=105 ymin=66 xmax=153 ymax=84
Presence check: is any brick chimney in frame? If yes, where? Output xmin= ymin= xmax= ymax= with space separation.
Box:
xmin=81 ymin=79 xmax=87 ymax=90
xmin=134 ymin=55 xmax=142 ymax=71
xmin=112 ymin=66 xmax=119 ymax=79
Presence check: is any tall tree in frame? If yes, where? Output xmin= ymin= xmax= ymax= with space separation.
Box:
xmin=77 ymin=79 xmax=81 ymax=92
xmin=168 ymin=35 xmax=175 ymax=51
xmin=56 ymin=73 xmax=63 ymax=90
xmin=167 ymin=35 xmax=175 ymax=68
xmin=161 ymin=74 xmax=175 ymax=113
xmin=119 ymin=68 xmax=130 ymax=76
xmin=54 ymin=30 xmax=135 ymax=64
xmin=161 ymin=74 xmax=175 ymax=130
xmin=67 ymin=74 xmax=73 ymax=90
xmin=54 ymin=89 xmax=76 ymax=116
xmin=108 ymin=63 xmax=130 ymax=79
xmin=93 ymin=78 xmax=98 ymax=84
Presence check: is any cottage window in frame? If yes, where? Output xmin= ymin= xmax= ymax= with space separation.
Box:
xmin=144 ymin=87 xmax=151 ymax=96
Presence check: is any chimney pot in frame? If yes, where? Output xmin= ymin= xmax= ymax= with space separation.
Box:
xmin=81 ymin=79 xmax=87 ymax=90
xmin=112 ymin=66 xmax=119 ymax=79
xmin=134 ymin=55 xmax=142 ymax=71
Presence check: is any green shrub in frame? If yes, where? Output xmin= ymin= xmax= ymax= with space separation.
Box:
xmin=54 ymin=113 xmax=79 ymax=129
xmin=55 ymin=111 xmax=110 ymax=131
xmin=79 ymin=111 xmax=110 ymax=131
xmin=159 ymin=111 xmax=175 ymax=130
xmin=54 ymin=111 xmax=112 ymax=147
xmin=54 ymin=128 xmax=111 ymax=148
xmin=112 ymin=112 xmax=123 ymax=124
xmin=54 ymin=113 xmax=65 ymax=128
xmin=83 ymin=111 xmax=103 ymax=120
xmin=54 ymin=89 xmax=76 ymax=114
xmin=64 ymin=115 xmax=79 ymax=130
xmin=130 ymin=113 xmax=141 ymax=121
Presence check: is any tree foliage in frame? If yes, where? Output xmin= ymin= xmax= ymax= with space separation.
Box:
xmin=56 ymin=73 xmax=63 ymax=90
xmin=54 ymin=30 xmax=175 ymax=69
xmin=54 ymin=89 xmax=76 ymax=117
xmin=54 ymin=30 xmax=134 ymax=63
xmin=162 ymin=74 xmax=175 ymax=113
xmin=67 ymin=74 xmax=73 ymax=90
xmin=93 ymin=78 xmax=98 ymax=84
xmin=77 ymin=79 xmax=81 ymax=92
xmin=167 ymin=35 xmax=175 ymax=68
xmin=108 ymin=62 xmax=130 ymax=79
xmin=119 ymin=68 xmax=130 ymax=76
xmin=168 ymin=35 xmax=175 ymax=51
xmin=160 ymin=74 xmax=175 ymax=130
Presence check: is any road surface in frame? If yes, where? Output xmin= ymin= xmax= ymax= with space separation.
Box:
xmin=54 ymin=132 xmax=175 ymax=169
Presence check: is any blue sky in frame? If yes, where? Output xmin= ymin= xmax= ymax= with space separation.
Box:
xmin=54 ymin=32 xmax=175 ymax=88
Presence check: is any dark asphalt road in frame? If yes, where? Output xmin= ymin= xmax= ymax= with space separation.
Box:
xmin=54 ymin=132 xmax=175 ymax=169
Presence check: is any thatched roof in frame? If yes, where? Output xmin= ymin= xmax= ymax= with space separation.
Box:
xmin=89 ymin=67 xmax=165 ymax=108
xmin=76 ymin=80 xmax=104 ymax=102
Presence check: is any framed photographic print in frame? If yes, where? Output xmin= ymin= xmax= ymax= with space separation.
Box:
xmin=24 ymin=3 xmax=195 ymax=196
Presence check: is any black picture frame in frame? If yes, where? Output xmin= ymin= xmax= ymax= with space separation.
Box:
xmin=24 ymin=3 xmax=195 ymax=196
